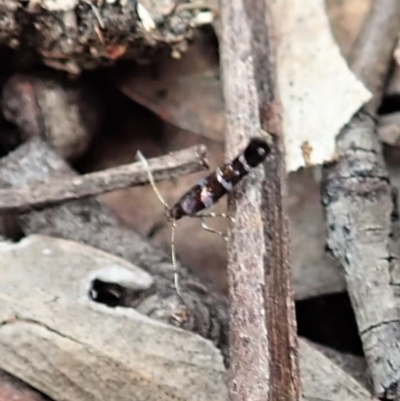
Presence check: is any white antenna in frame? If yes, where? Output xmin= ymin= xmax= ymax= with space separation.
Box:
xmin=136 ymin=151 xmax=183 ymax=298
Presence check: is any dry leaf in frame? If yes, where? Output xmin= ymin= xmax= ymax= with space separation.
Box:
xmin=272 ymin=0 xmax=371 ymax=171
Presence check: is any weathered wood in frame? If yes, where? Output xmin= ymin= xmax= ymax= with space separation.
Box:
xmin=219 ymin=1 xmax=299 ymax=400
xmin=0 ymin=235 xmax=227 ymax=401
xmin=323 ymin=112 xmax=400 ymax=397
xmin=299 ymin=340 xmax=376 ymax=401
xmin=322 ymin=0 xmax=400 ymax=396
xmin=0 ymin=235 xmax=379 ymax=401
xmin=309 ymin=341 xmax=370 ymax=391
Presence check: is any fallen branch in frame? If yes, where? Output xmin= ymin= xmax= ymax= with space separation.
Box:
xmin=0 ymin=144 xmax=208 ymax=214
xmin=219 ymin=1 xmax=299 ymax=400
xmin=322 ymin=0 xmax=400 ymax=397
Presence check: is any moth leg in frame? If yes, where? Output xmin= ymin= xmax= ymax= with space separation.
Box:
xmin=195 ymin=212 xmax=235 ymax=223
xmin=200 ymin=217 xmax=228 ymax=242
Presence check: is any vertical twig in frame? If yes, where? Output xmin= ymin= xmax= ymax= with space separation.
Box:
xmin=219 ymin=1 xmax=300 ymax=400
xmin=322 ymin=0 xmax=400 ymax=396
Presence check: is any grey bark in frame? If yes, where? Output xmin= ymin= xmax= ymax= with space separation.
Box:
xmin=322 ymin=0 xmax=400 ymax=396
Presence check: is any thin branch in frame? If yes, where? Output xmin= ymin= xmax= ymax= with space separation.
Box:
xmin=0 ymin=144 xmax=208 ymax=214
xmin=219 ymin=1 xmax=299 ymax=401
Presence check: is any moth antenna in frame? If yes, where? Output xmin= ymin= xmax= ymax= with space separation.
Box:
xmin=136 ymin=150 xmax=170 ymax=211
xmin=136 ymin=150 xmax=182 ymax=298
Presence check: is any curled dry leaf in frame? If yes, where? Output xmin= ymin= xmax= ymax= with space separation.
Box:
xmin=271 ymin=0 xmax=371 ymax=171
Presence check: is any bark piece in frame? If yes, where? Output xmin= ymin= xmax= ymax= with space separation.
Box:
xmin=322 ymin=0 xmax=400 ymax=396
xmin=323 ymin=112 xmax=400 ymax=397
xmin=117 ymin=31 xmax=224 ymax=143
xmin=271 ymin=0 xmax=371 ymax=171
xmin=0 ymin=235 xmax=227 ymax=401
xmin=299 ymin=339 xmax=376 ymax=401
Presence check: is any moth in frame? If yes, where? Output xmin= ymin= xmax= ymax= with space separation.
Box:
xmin=138 ymin=137 xmax=270 ymax=296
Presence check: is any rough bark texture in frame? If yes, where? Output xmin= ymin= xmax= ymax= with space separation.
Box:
xmin=322 ymin=0 xmax=400 ymax=396
xmin=323 ymin=112 xmax=400 ymax=397
xmin=219 ymin=1 xmax=299 ymax=400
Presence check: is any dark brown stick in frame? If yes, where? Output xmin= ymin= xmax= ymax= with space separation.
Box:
xmin=0 ymin=145 xmax=208 ymax=214
xmin=219 ymin=1 xmax=299 ymax=401
xmin=322 ymin=0 xmax=400 ymax=397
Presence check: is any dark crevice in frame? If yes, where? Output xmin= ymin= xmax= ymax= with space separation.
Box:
xmin=296 ymin=292 xmax=363 ymax=355
xmin=89 ymin=278 xmax=151 ymax=308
